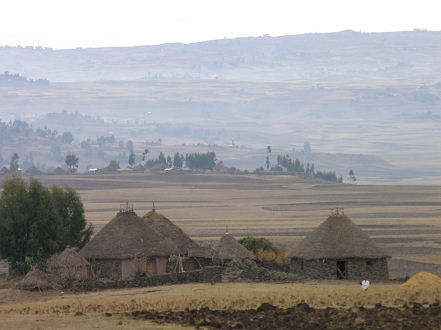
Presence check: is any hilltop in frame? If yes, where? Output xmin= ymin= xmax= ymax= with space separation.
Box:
xmin=1 ymin=30 xmax=441 ymax=82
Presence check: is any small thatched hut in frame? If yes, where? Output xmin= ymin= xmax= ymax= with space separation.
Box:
xmin=290 ymin=212 xmax=390 ymax=280
xmin=48 ymin=246 xmax=90 ymax=280
xmin=16 ymin=267 xmax=52 ymax=291
xmin=142 ymin=208 xmax=215 ymax=271
xmin=24 ymin=166 xmax=41 ymax=176
xmin=0 ymin=166 xmax=11 ymax=176
xmin=81 ymin=210 xmax=177 ymax=280
xmin=215 ymin=233 xmax=256 ymax=261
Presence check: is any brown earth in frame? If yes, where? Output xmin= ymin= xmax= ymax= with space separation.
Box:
xmin=130 ymin=301 xmax=441 ymax=330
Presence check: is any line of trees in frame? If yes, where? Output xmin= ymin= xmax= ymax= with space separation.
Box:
xmin=142 ymin=151 xmax=216 ymax=171
xmin=257 ymin=153 xmax=342 ymax=183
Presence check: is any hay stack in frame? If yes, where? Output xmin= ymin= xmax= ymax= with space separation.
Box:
xmin=16 ymin=267 xmax=52 ymax=291
xmin=401 ymin=272 xmax=441 ymax=288
xmin=216 ymin=233 xmax=256 ymax=261
xmin=48 ymin=246 xmax=90 ymax=280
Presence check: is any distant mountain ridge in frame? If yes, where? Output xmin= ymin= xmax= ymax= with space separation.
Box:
xmin=1 ymin=30 xmax=441 ymax=82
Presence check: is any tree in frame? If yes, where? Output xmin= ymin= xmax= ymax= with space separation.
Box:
xmin=108 ymin=160 xmax=120 ymax=171
xmin=349 ymin=169 xmax=357 ymax=182
xmin=0 ymin=177 xmax=92 ymax=274
xmin=51 ymin=185 xmax=93 ymax=249
xmin=173 ymin=152 xmax=184 ymax=168
xmin=166 ymin=155 xmax=172 ymax=168
xmin=126 ymin=140 xmax=134 ymax=152
xmin=304 ymin=141 xmax=311 ymax=153
xmin=128 ymin=152 xmax=136 ymax=167
xmin=65 ymin=153 xmax=79 ymax=169
xmin=60 ymin=131 xmax=74 ymax=144
xmin=158 ymin=152 xmax=166 ymax=165
xmin=142 ymin=149 xmax=149 ymax=161
xmin=266 ymin=146 xmax=271 ymax=169
xmin=9 ymin=153 xmax=19 ymax=173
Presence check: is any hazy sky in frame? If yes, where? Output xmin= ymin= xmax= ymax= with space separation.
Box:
xmin=1 ymin=0 xmax=441 ymax=49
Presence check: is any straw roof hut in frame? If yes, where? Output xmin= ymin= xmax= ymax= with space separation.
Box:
xmin=81 ymin=210 xmax=177 ymax=280
xmin=290 ymin=212 xmax=390 ymax=280
xmin=48 ymin=246 xmax=90 ymax=280
xmin=143 ymin=209 xmax=200 ymax=251
xmin=0 ymin=166 xmax=11 ymax=176
xmin=215 ymin=233 xmax=256 ymax=261
xmin=24 ymin=166 xmax=41 ymax=176
xmin=16 ymin=267 xmax=52 ymax=291
xmin=143 ymin=208 xmax=215 ymax=271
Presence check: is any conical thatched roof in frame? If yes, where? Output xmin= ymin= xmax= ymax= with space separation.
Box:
xmin=49 ymin=246 xmax=89 ymax=269
xmin=25 ymin=166 xmax=41 ymax=175
xmin=81 ymin=211 xmax=177 ymax=259
xmin=290 ymin=214 xmax=391 ymax=260
xmin=16 ymin=267 xmax=52 ymax=291
xmin=0 ymin=166 xmax=11 ymax=176
xmin=143 ymin=209 xmax=200 ymax=252
xmin=215 ymin=233 xmax=256 ymax=260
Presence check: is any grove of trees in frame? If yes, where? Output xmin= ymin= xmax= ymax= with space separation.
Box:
xmin=0 ymin=177 xmax=93 ymax=274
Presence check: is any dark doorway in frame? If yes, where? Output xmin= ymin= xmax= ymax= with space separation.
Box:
xmin=336 ymin=260 xmax=347 ymax=279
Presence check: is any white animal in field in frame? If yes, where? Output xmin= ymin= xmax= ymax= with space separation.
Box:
xmin=361 ymin=280 xmax=370 ymax=291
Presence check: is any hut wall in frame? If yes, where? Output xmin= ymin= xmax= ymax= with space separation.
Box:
xmin=154 ymin=257 xmax=167 ymax=275
xmin=347 ymin=258 xmax=389 ymax=280
xmin=290 ymin=258 xmax=389 ymax=280
xmin=52 ymin=266 xmax=89 ymax=281
xmin=122 ymin=259 xmax=147 ymax=280
xmin=91 ymin=259 xmax=122 ymax=280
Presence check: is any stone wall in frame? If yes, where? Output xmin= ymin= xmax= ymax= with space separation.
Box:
xmin=290 ymin=258 xmax=389 ymax=280
xmin=64 ymin=266 xmax=222 ymax=292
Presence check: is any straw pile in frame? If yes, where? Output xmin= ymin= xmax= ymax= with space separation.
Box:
xmin=16 ymin=267 xmax=53 ymax=291
xmin=401 ymin=272 xmax=441 ymax=288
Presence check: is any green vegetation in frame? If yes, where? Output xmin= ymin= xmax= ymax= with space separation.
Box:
xmin=0 ymin=177 xmax=93 ymax=275
xmin=9 ymin=153 xmax=19 ymax=173
xmin=65 ymin=153 xmax=79 ymax=169
xmin=0 ymin=71 xmax=49 ymax=87
xmin=238 ymin=236 xmax=288 ymax=265
xmin=185 ymin=152 xmax=216 ymax=170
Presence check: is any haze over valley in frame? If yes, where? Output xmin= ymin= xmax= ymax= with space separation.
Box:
xmin=0 ymin=31 xmax=440 ymax=184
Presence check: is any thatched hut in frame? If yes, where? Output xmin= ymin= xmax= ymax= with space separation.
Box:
xmin=215 ymin=233 xmax=256 ymax=261
xmin=0 ymin=166 xmax=11 ymax=176
xmin=16 ymin=267 xmax=52 ymax=291
xmin=81 ymin=210 xmax=177 ymax=280
xmin=142 ymin=208 xmax=215 ymax=271
xmin=24 ymin=166 xmax=41 ymax=176
xmin=290 ymin=212 xmax=390 ymax=280
xmin=48 ymin=246 xmax=90 ymax=280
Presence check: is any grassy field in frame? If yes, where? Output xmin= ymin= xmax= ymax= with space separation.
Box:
xmin=18 ymin=172 xmax=441 ymax=278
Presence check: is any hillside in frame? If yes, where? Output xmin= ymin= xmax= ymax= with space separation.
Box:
xmin=1 ymin=30 xmax=441 ymax=82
